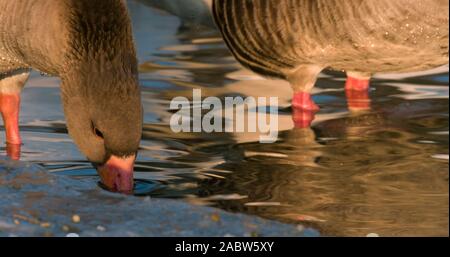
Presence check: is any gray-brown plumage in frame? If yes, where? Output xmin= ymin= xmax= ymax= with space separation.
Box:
xmin=212 ymin=0 xmax=449 ymax=109
xmin=0 ymin=0 xmax=143 ymax=193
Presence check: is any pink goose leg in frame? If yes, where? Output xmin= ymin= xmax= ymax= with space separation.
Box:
xmin=0 ymin=93 xmax=22 ymax=160
xmin=0 ymin=71 xmax=28 ymax=160
xmin=288 ymin=65 xmax=323 ymax=128
xmin=292 ymin=92 xmax=320 ymax=111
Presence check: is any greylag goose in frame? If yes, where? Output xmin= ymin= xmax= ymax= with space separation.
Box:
xmin=0 ymin=0 xmax=143 ymax=193
xmin=212 ymin=0 xmax=449 ymax=126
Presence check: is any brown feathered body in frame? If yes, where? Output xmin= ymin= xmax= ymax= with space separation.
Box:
xmin=213 ymin=0 xmax=449 ymax=91
xmin=0 ymin=0 xmax=143 ymax=193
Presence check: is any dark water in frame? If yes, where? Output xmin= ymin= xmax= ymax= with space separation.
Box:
xmin=3 ymin=1 xmax=448 ymax=236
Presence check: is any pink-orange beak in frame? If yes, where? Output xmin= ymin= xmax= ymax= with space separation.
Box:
xmin=97 ymin=155 xmax=135 ymax=194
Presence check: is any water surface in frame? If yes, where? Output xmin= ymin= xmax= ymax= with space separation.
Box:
xmin=3 ymin=1 xmax=448 ymax=236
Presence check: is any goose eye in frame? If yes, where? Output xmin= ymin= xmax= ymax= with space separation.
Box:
xmin=94 ymin=127 xmax=104 ymax=139
xmin=92 ymin=123 xmax=104 ymax=139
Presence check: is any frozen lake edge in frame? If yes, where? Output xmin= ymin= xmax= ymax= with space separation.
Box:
xmin=0 ymin=158 xmax=319 ymax=237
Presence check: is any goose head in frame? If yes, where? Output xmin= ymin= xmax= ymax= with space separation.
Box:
xmin=61 ymin=63 xmax=143 ymax=194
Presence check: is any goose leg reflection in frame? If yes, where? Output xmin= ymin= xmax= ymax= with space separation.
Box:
xmin=292 ymin=108 xmax=317 ymax=129
xmin=6 ymin=143 xmax=21 ymax=160
xmin=292 ymin=92 xmax=318 ymax=128
xmin=345 ymin=73 xmax=371 ymax=112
